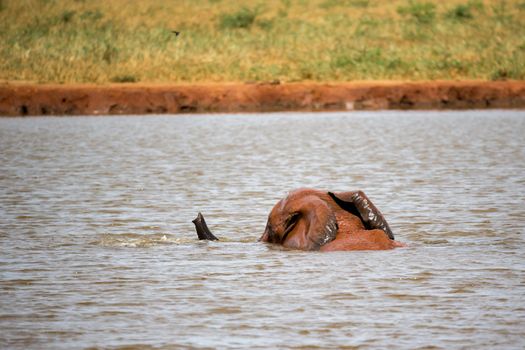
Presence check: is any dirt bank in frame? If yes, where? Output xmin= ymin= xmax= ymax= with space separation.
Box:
xmin=1 ymin=81 xmax=524 ymax=116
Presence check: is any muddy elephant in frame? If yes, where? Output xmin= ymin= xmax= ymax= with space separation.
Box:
xmin=193 ymin=188 xmax=402 ymax=251
xmin=258 ymin=188 xmax=401 ymax=251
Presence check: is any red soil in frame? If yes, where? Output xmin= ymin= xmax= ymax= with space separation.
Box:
xmin=1 ymin=80 xmax=524 ymax=116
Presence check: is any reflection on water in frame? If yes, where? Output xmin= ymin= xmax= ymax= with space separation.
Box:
xmin=1 ymin=111 xmax=524 ymax=349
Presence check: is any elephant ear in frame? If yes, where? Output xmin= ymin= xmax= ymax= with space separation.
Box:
xmin=305 ymin=206 xmax=339 ymax=250
xmin=328 ymin=191 xmax=395 ymax=240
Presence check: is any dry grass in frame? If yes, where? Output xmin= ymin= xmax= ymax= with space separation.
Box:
xmin=0 ymin=0 xmax=524 ymax=83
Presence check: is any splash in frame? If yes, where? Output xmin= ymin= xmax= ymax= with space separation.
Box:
xmin=94 ymin=233 xmax=189 ymax=248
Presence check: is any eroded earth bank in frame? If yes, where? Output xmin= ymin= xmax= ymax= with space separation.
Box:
xmin=1 ymin=81 xmax=524 ymax=116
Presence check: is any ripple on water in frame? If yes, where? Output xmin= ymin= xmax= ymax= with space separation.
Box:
xmin=1 ymin=111 xmax=524 ymax=349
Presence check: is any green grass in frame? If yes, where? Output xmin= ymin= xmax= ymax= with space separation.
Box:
xmin=219 ymin=7 xmax=259 ymax=29
xmin=110 ymin=74 xmax=138 ymax=83
xmin=397 ymin=1 xmax=437 ymax=24
xmin=0 ymin=0 xmax=524 ymax=83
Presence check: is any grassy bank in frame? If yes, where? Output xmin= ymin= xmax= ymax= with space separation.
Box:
xmin=0 ymin=0 xmax=524 ymax=83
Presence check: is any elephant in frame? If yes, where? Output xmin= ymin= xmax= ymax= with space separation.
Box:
xmin=259 ymin=188 xmax=401 ymax=251
xmin=193 ymin=188 xmax=402 ymax=251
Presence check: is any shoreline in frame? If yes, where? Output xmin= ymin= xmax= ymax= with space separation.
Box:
xmin=1 ymin=81 xmax=525 ymax=116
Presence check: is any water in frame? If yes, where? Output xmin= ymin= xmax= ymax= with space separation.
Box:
xmin=1 ymin=111 xmax=524 ymax=349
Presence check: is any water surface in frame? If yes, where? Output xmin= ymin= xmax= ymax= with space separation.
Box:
xmin=1 ymin=111 xmax=524 ymax=349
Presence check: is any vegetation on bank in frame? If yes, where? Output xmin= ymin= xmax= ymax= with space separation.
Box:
xmin=0 ymin=0 xmax=524 ymax=83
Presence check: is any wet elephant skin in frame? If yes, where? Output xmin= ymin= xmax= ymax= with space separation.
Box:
xmin=259 ymin=188 xmax=403 ymax=251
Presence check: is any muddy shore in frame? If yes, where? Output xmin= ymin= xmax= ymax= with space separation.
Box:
xmin=1 ymin=81 xmax=524 ymax=116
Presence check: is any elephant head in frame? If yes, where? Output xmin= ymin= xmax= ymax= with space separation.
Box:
xmin=259 ymin=188 xmax=397 ymax=251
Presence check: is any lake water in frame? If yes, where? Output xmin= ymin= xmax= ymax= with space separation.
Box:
xmin=1 ymin=111 xmax=524 ymax=349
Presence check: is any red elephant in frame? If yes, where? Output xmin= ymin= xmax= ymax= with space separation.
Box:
xmin=258 ymin=188 xmax=403 ymax=251
xmin=192 ymin=188 xmax=403 ymax=251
